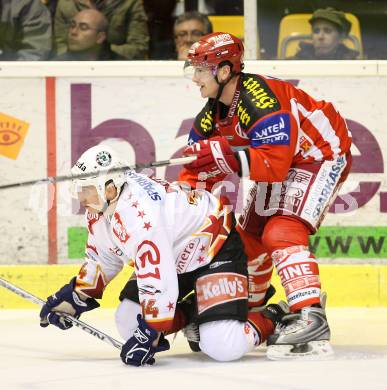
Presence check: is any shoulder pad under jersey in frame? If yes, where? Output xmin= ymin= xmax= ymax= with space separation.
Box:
xmin=238 ymin=73 xmax=282 ymax=133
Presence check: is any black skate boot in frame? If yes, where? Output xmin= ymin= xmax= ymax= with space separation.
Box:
xmin=179 ymin=291 xmax=201 ymax=352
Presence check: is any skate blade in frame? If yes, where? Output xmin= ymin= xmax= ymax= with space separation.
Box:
xmin=267 ymin=340 xmax=334 ymax=360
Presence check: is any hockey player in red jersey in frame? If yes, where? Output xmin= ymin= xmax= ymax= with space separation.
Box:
xmin=179 ymin=32 xmax=352 ymax=359
xmin=39 ymin=144 xmax=287 ymax=366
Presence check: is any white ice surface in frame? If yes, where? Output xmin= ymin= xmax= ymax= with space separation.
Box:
xmin=1 ymin=308 xmax=387 ymax=390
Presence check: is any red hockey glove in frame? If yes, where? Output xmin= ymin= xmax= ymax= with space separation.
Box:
xmin=183 ymin=136 xmax=240 ymax=177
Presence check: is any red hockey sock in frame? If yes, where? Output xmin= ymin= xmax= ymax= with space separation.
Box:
xmin=262 ymin=216 xmax=321 ymax=311
xmin=247 ymin=311 xmax=274 ymax=343
xmin=164 ymin=307 xmax=188 ymax=335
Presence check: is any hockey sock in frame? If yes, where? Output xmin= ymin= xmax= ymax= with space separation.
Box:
xmin=262 ymin=216 xmax=321 ymax=311
xmin=164 ymin=307 xmax=188 ymax=335
xmin=246 ymin=311 xmax=275 ymax=345
xmin=272 ymin=245 xmax=321 ymax=311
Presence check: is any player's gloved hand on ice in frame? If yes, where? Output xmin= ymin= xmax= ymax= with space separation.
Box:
xmin=183 ymin=136 xmax=240 ymax=178
xmin=120 ymin=314 xmax=170 ymax=367
xmin=39 ymin=277 xmax=99 ymax=330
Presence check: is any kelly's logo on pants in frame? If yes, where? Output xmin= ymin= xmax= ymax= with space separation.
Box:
xmin=196 ymin=272 xmax=248 ymax=314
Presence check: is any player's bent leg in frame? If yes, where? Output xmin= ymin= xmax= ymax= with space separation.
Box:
xmin=262 ymin=216 xmax=333 ymax=359
xmin=262 ymin=216 xmax=321 ymax=311
xmin=199 ymin=320 xmax=254 ymax=361
xmin=236 ymin=225 xmax=274 ymax=307
xmin=115 ymin=299 xmax=142 ymax=340
xmin=199 ymin=305 xmax=288 ymax=362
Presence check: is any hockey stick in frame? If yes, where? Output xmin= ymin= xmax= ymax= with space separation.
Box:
xmin=0 ymin=276 xmax=123 ymax=350
xmin=0 ymin=155 xmax=196 ymax=191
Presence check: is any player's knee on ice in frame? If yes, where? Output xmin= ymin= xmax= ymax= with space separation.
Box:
xmin=199 ymin=320 xmax=252 ymax=361
xmin=115 ymin=299 xmax=142 ymax=340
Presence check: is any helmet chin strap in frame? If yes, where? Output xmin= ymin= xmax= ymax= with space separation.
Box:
xmin=209 ymin=67 xmax=237 ymax=134
xmin=103 ymin=200 xmax=117 ymax=219
xmin=103 ymin=183 xmax=125 ymax=219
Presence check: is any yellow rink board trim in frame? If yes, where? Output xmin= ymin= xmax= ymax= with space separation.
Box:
xmin=0 ymin=264 xmax=386 ymax=309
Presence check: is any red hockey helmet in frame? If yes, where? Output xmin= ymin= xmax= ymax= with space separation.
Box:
xmin=186 ymin=32 xmax=244 ymax=73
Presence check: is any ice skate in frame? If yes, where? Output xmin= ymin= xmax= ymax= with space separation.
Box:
xmin=267 ymin=293 xmax=334 ymax=360
xmin=260 ymin=300 xmax=290 ymax=322
xmin=182 ymin=322 xmax=201 ymax=352
xmin=180 ymin=291 xmax=201 ymax=352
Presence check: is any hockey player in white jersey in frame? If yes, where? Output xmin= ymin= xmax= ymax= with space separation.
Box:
xmin=39 ymin=144 xmax=286 ymax=366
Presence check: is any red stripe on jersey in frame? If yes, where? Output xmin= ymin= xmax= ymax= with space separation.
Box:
xmin=146 ymin=318 xmax=174 ymax=332
xmin=298 ymin=110 xmax=334 ymax=160
xmin=265 ymin=76 xmax=351 ymax=162
xmin=321 ymin=103 xmax=352 ymax=154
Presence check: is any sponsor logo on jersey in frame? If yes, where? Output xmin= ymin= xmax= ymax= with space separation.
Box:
xmin=242 ymin=77 xmax=278 ymax=110
xmin=237 ymin=100 xmax=251 ymax=126
xmin=311 ymin=156 xmax=346 ymax=219
xmin=250 ymin=113 xmax=291 ymax=147
xmin=199 ymin=110 xmax=213 ymax=134
xmin=196 ymin=273 xmax=248 ymax=314
xmin=176 ymin=239 xmax=200 ymax=273
xmin=299 ymin=135 xmax=312 ymax=153
xmin=209 ymin=260 xmax=232 ymax=269
xmin=112 ymin=212 xmax=130 ymax=243
xmin=138 ymin=285 xmax=161 ymax=296
xmin=86 ymin=212 xmax=101 ymax=234
xmin=136 ymin=240 xmax=161 ymax=280
xmin=126 ymin=171 xmax=162 ymax=201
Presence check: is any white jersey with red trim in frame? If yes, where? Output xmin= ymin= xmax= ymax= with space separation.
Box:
xmin=74 ymin=171 xmax=232 ymax=331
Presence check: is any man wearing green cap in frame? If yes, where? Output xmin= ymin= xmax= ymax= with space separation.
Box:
xmin=290 ymin=7 xmax=360 ymax=60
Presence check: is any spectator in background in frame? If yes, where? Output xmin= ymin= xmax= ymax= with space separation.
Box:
xmin=54 ymin=0 xmax=149 ymax=60
xmin=289 ymin=7 xmax=360 ymax=60
xmin=0 ymin=0 xmax=52 ymax=60
xmin=53 ymin=9 xmax=120 ymax=60
xmin=174 ymin=11 xmax=212 ymax=60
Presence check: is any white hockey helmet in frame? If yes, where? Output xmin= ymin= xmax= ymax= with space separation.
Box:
xmin=71 ymin=144 xmax=128 ymax=209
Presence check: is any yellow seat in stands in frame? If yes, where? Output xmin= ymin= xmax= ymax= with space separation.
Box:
xmin=208 ymin=15 xmax=244 ymax=39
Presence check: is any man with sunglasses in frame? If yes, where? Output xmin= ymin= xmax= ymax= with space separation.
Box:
xmin=179 ymin=32 xmax=353 ymax=359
